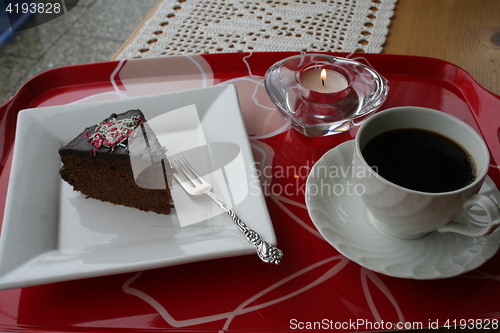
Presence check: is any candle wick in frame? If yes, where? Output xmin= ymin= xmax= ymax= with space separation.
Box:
xmin=321 ymin=78 xmax=325 ymax=87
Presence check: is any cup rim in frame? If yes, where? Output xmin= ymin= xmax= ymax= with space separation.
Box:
xmin=354 ymin=106 xmax=490 ymax=196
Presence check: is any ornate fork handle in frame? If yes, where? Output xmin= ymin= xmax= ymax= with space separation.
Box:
xmin=205 ymin=192 xmax=283 ymax=265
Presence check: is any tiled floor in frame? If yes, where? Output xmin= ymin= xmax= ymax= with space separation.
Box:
xmin=0 ymin=0 xmax=159 ymax=105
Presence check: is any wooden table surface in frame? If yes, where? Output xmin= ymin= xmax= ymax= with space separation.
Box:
xmin=113 ymin=1 xmax=499 ymax=332
xmin=115 ymin=0 xmax=500 ymax=97
xmin=384 ymin=0 xmax=500 ymax=96
xmin=384 ymin=5 xmax=500 ymax=328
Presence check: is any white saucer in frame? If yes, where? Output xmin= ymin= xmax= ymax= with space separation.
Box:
xmin=306 ymin=141 xmax=500 ymax=280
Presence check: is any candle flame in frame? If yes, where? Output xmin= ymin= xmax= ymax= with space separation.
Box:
xmin=320 ymin=69 xmax=327 ymax=80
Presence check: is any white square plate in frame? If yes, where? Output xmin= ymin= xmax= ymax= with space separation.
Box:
xmin=0 ymin=85 xmax=276 ymax=290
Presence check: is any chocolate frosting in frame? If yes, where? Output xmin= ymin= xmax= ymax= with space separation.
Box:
xmin=59 ymin=109 xmax=144 ymax=160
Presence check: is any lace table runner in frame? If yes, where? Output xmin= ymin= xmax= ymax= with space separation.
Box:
xmin=116 ymin=0 xmax=397 ymax=59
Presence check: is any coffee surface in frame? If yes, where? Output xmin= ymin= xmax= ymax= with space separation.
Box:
xmin=362 ymin=129 xmax=476 ymax=193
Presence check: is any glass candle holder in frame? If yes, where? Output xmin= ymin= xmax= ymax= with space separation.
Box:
xmin=264 ymin=54 xmax=388 ymax=137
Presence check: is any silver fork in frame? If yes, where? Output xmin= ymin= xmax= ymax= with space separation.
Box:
xmin=173 ymin=156 xmax=283 ymax=265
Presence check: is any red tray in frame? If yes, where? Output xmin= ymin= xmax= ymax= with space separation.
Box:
xmin=0 ymin=52 xmax=499 ymax=332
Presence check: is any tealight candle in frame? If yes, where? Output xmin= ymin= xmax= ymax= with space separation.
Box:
xmin=300 ymin=69 xmax=349 ymax=93
xmin=264 ymin=54 xmax=388 ymax=137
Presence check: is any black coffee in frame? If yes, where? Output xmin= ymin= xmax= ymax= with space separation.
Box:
xmin=362 ymin=129 xmax=476 ymax=193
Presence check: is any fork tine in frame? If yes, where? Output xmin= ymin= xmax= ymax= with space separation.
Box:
xmin=174 ymin=157 xmax=197 ymax=186
xmin=180 ymin=156 xmax=204 ymax=181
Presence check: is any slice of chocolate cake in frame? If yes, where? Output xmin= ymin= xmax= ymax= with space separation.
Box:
xmin=59 ymin=109 xmax=173 ymax=214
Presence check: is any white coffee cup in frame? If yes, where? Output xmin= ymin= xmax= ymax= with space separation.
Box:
xmin=353 ymin=106 xmax=500 ymax=239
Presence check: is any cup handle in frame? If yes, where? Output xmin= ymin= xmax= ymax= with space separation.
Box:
xmin=438 ymin=194 xmax=500 ymax=237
